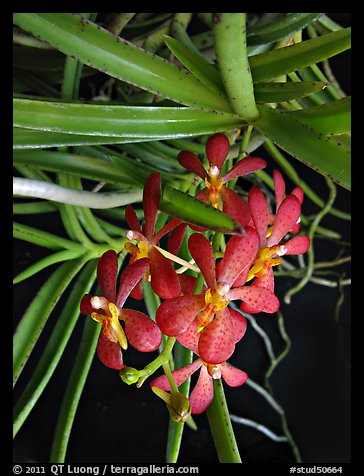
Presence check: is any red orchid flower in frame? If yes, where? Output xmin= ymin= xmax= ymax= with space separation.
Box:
xmin=80 ymin=250 xmax=162 ymax=370
xmin=156 ymin=232 xmax=280 ymax=364
xmin=177 ymin=133 xmax=266 ymax=227
xmin=124 ymin=172 xmax=182 ymax=300
xmin=241 ymin=170 xmax=310 ymax=314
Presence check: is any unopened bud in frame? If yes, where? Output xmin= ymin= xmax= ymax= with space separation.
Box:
xmin=120 ymin=367 xmax=140 ymax=385
xmin=151 ymin=387 xmax=192 ymax=423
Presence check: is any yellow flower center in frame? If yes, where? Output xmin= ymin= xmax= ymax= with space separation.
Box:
xmin=196 ymin=284 xmax=229 ymax=333
xmin=124 ymin=239 xmax=151 ymax=281
xmin=204 ymin=166 xmax=223 ymax=208
xmin=91 ymin=301 xmax=128 ymax=350
xmin=247 ymin=244 xmax=287 ymax=282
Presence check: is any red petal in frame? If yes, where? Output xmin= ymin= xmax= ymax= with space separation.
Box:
xmin=129 ymin=279 xmax=143 ymax=300
xmin=189 ymin=366 xmax=214 ymax=414
xmin=222 ymin=157 xmax=266 ymax=183
xmin=188 ymin=233 xmax=216 ymax=289
xmin=152 ymin=217 xmax=181 ymax=245
xmin=231 ymin=267 xmax=249 ymax=288
xmin=221 ymin=364 xmax=248 ymax=387
xmin=177 ymin=151 xmax=207 ymax=179
xmin=116 ymin=258 xmax=150 ymax=307
xmin=240 ymin=267 xmax=275 ymax=314
xmin=121 ymin=309 xmax=161 ymax=352
xmin=205 ymin=133 xmax=230 ymax=170
xmin=267 ymin=195 xmax=301 ymax=247
xmin=228 ymin=286 xmax=280 ymax=314
xmin=97 ymin=332 xmax=125 ymax=370
xmin=284 ymin=235 xmax=310 ymax=255
xmin=149 ymin=248 xmax=181 ymax=299
xmin=248 ymin=188 xmax=270 ymax=246
xmin=221 ymin=187 xmax=251 ymax=227
xmin=125 ymin=205 xmax=141 ymax=233
xmin=150 ymin=359 xmax=203 ymax=390
xmin=142 ymin=172 xmax=160 ymax=240
xmin=167 ymin=223 xmax=187 ymax=256
xmin=80 ymin=294 xmax=95 ymax=314
xmin=198 ymin=308 xmax=235 ymax=364
xmin=179 ymin=274 xmax=197 ymax=296
xmin=292 ymin=185 xmax=304 ymax=204
xmin=97 ymin=250 xmax=118 ymax=302
xmin=176 ymin=317 xmax=200 ymax=353
xmin=156 ymin=294 xmax=205 ymax=336
xmin=273 ymin=169 xmax=286 ymax=210
xmin=218 ymin=227 xmax=259 ymax=287
xmin=229 ymin=308 xmax=247 ymax=343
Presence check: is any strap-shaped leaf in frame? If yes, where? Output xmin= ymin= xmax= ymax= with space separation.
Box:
xmin=13 ymin=258 xmax=87 ymax=386
xmin=250 ymin=27 xmax=351 ymax=83
xmin=288 ymin=97 xmax=351 ymax=135
xmin=160 ymin=185 xmax=244 ymax=234
xmin=12 ymin=13 xmax=233 ymax=112
xmin=13 ymin=99 xmax=243 ymax=138
xmin=254 ymin=81 xmax=328 ymax=103
xmin=13 ymin=260 xmax=97 ymax=437
xmin=254 ymin=105 xmax=351 ymax=190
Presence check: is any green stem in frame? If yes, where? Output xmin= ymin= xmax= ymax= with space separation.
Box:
xmin=207 ymin=379 xmax=241 ymax=463
xmin=137 ymin=337 xmax=176 ymax=387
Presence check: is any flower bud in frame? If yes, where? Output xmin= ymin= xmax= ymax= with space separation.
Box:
xmin=119 ymin=367 xmax=140 ymax=385
xmin=151 ymin=387 xmax=192 ymax=423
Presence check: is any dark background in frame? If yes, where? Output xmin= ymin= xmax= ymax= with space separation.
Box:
xmin=13 ymin=13 xmax=351 ymax=465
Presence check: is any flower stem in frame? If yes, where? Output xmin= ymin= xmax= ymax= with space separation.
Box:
xmin=206 ymin=379 xmax=241 ymax=463
xmin=137 ymin=337 xmax=176 ymax=387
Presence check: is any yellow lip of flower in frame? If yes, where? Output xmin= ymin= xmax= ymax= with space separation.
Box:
xmin=205 ymin=165 xmax=223 ymax=208
xmin=91 ymin=301 xmax=128 ymax=350
xmin=196 ymin=287 xmax=229 ymax=333
xmin=247 ymin=244 xmax=288 ymax=281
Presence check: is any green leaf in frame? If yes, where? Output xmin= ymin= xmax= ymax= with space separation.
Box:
xmin=254 ymin=81 xmax=328 ymax=103
xmin=247 ymin=13 xmax=323 ymax=46
xmin=13 ymin=260 xmax=97 ymax=437
xmin=13 ymin=258 xmax=87 ymax=386
xmin=160 ymin=185 xmax=244 ymax=234
xmin=13 ymin=99 xmax=243 ymax=139
xmin=250 ymin=27 xmax=351 ymax=83
xmin=13 ymin=13 xmax=233 ymax=112
xmin=289 ymin=97 xmax=351 ymax=135
xmin=50 ymin=317 xmax=100 ymax=462
xmin=253 ymin=105 xmax=351 ymax=190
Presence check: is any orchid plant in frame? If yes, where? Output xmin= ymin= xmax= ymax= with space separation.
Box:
xmin=13 ymin=13 xmax=351 ymax=464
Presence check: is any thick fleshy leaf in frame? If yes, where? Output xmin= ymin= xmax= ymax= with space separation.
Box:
xmin=176 ymin=318 xmax=200 ymax=353
xmin=198 ymin=308 xmax=235 ymax=364
xmin=116 ymin=258 xmax=150 ymax=308
xmin=229 ymin=308 xmax=248 ymax=343
xmin=150 ymin=359 xmax=203 ymax=391
xmin=221 ymin=364 xmax=248 ymax=388
xmin=80 ymin=294 xmax=95 ymax=315
xmin=228 ymin=286 xmax=280 ymax=314
xmin=121 ymin=309 xmax=161 ymax=352
xmin=248 ymin=188 xmax=270 ymax=246
xmin=222 ymin=157 xmax=266 ymax=183
xmin=273 ymin=169 xmax=286 ymax=210
xmin=189 ymin=366 xmax=214 ymax=414
xmin=266 ymin=195 xmax=301 ymax=247
xmin=142 ymin=172 xmax=160 ymax=240
xmin=218 ymin=227 xmax=259 ymax=287
xmin=97 ymin=250 xmax=118 ymax=303
xmin=97 ymin=332 xmax=125 ymax=370
xmin=149 ymin=247 xmax=181 ymax=300
xmin=188 ymin=233 xmax=216 ymax=289
xmin=284 ymin=235 xmax=311 ymax=255
xmin=205 ymin=133 xmax=230 ymax=170
xmin=125 ymin=205 xmax=142 ymax=233
xmin=156 ymin=294 xmax=205 ymax=336
xmin=177 ymin=151 xmax=207 ymax=180
xmin=221 ymin=187 xmax=251 ymax=227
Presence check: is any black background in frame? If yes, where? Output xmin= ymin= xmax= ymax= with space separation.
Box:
xmin=13 ymin=13 xmax=351 ymax=465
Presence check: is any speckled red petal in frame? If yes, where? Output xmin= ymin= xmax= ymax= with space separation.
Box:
xmin=267 ymin=195 xmax=301 ymax=247
xmin=149 ymin=247 xmax=181 ymax=300
xmin=221 ymin=364 xmax=248 ymax=387
xmin=273 ymin=169 xmax=286 ymax=210
xmin=218 ymin=227 xmax=259 ymax=287
xmin=198 ymin=308 xmax=235 ymax=364
xmin=150 ymin=359 xmax=203 ymax=391
xmin=221 ymin=187 xmax=251 ymax=227
xmin=125 ymin=205 xmax=142 ymax=233
xmin=229 ymin=308 xmax=248 ymax=343
xmin=142 ymin=172 xmax=160 ymax=240
xmin=222 ymin=157 xmax=266 ymax=183
xmin=189 ymin=366 xmax=214 ymax=414
xmin=240 ymin=267 xmax=275 ymax=314
xmin=176 ymin=317 xmax=200 ymax=353
xmin=248 ymin=188 xmax=270 ymax=246
xmin=97 ymin=332 xmax=125 ymax=370
xmin=116 ymin=257 xmax=150 ymax=308
xmin=177 ymin=150 xmax=207 ymax=179
xmin=167 ymin=223 xmax=187 ymax=256
xmin=156 ymin=294 xmax=205 ymax=336
xmin=188 ymin=233 xmax=216 ymax=289
xmin=80 ymin=294 xmax=95 ymax=314
xmin=121 ymin=309 xmax=161 ymax=352
xmin=97 ymin=250 xmax=118 ymax=302
xmin=284 ymin=235 xmax=310 ymax=255
xmin=228 ymin=286 xmax=280 ymax=314
xmin=205 ymin=133 xmax=230 ymax=170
